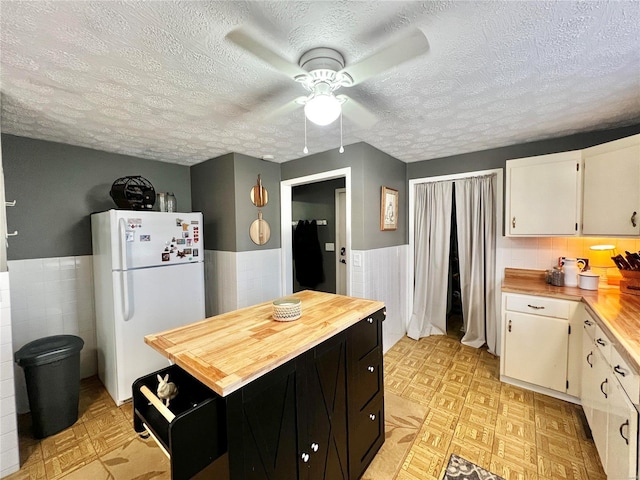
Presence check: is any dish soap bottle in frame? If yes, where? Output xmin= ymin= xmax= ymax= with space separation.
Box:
xmin=563 ymin=258 xmax=579 ymax=287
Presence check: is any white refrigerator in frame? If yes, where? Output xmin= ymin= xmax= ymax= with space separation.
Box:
xmin=91 ymin=210 xmax=205 ymax=405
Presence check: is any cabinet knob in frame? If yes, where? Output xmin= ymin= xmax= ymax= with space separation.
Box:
xmin=311 ymin=443 xmax=319 ymax=452
xmin=367 ymin=366 xmax=375 ymax=373
xmin=367 ymin=317 xmax=373 ymax=324
xmin=301 ymin=453 xmax=310 ymax=463
xmin=631 ymin=211 xmax=637 ymax=228
xmin=369 ymin=413 xmax=376 ymax=421
xmin=613 ymin=365 xmax=627 ymax=377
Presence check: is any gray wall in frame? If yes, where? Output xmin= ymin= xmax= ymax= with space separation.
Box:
xmin=281 ymin=142 xmax=406 ymax=250
xmin=408 ymin=124 xmax=640 ymax=179
xmin=191 ymin=152 xmax=281 ymax=252
xmin=2 ymin=134 xmax=192 ymax=260
xmin=292 ymin=178 xmax=345 ymax=293
xmin=190 ymin=153 xmax=236 ymax=251
xmin=233 ymin=153 xmax=281 ymax=252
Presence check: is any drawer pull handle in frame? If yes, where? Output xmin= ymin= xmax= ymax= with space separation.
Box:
xmin=369 ymin=413 xmax=376 ymax=421
xmin=613 ymin=365 xmax=627 ymax=377
xmin=527 ymin=304 xmax=544 ymax=310
xmin=512 ymin=216 xmax=516 ymax=229
xmin=367 ymin=366 xmax=375 ymax=373
xmin=301 ymin=453 xmax=310 ymax=463
xmin=586 ymin=352 xmax=593 ymax=368
xmin=620 ymin=419 xmax=630 ymax=445
xmin=140 ymin=385 xmax=176 ymax=423
xmin=600 ymin=378 xmax=608 ymax=398
xmin=367 ymin=317 xmax=373 ymax=324
xmin=596 ymin=338 xmax=606 ymax=347
xmin=311 ymin=443 xmax=319 ymax=452
xmin=632 ymin=211 xmax=637 ymax=228
xmin=584 ymin=320 xmax=593 ymax=326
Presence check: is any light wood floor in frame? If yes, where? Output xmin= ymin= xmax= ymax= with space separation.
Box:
xmin=386 ymin=334 xmax=606 ymax=480
xmin=6 ymin=332 xmax=606 ymax=480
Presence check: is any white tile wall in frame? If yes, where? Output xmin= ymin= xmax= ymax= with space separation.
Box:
xmin=351 ymin=246 xmax=409 ymax=353
xmin=501 ymin=236 xmax=640 ymax=271
xmin=205 ymin=249 xmax=283 ymax=315
xmin=8 ymin=256 xmax=96 ymax=414
xmin=0 ymin=272 xmax=19 ymax=477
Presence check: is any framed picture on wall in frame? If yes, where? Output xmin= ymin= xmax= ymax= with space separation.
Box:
xmin=380 ymin=186 xmax=398 ymax=231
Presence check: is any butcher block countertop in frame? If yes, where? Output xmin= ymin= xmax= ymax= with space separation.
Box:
xmin=503 ymin=268 xmax=640 ymax=372
xmin=145 ymin=290 xmax=385 ymax=397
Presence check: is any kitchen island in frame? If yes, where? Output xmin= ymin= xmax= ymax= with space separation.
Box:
xmin=136 ymin=290 xmax=386 ymax=480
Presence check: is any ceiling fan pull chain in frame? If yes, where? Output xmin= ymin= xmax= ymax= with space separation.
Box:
xmin=303 ymin=112 xmax=309 ymax=154
xmin=339 ymin=110 xmax=344 ymax=153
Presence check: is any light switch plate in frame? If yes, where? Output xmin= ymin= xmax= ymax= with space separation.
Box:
xmin=325 ymin=243 xmax=335 ymax=251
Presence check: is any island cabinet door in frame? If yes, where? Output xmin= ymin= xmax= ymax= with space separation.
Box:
xmin=226 ymin=359 xmax=299 ymax=480
xmin=297 ymin=332 xmax=349 ymax=480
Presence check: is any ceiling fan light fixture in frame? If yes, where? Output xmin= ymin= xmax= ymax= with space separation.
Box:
xmin=304 ymin=93 xmax=341 ymax=126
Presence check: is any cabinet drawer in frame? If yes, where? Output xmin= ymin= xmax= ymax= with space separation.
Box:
xmin=350 ymin=394 xmax=384 ymax=479
xmin=505 ymin=295 xmax=571 ymax=319
xmin=132 ymin=365 xmax=227 ymax=480
xmin=352 ymin=347 xmax=383 ymax=410
xmin=594 ymin=325 xmax=612 ymax=364
xmin=350 ymin=309 xmax=383 ymax=360
xmin=611 ymin=346 xmax=640 ymax=405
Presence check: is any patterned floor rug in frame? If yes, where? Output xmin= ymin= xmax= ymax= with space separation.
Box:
xmin=443 ymin=454 xmax=505 ymax=480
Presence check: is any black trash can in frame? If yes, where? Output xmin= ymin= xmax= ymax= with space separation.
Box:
xmin=15 ymin=335 xmax=84 ymax=438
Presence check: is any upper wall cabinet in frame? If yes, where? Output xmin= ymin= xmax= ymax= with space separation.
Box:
xmin=506 ymin=151 xmax=582 ymax=236
xmin=582 ymin=134 xmax=640 ymax=237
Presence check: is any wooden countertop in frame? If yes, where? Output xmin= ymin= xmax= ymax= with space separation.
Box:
xmin=145 ymin=291 xmax=385 ymax=397
xmin=503 ymin=268 xmax=640 ymax=372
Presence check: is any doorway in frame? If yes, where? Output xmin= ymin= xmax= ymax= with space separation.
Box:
xmin=280 ymin=168 xmax=352 ymax=296
xmin=291 ymin=178 xmax=345 ymax=293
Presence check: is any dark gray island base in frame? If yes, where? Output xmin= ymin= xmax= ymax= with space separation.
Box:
xmin=134 ymin=292 xmax=386 ymax=480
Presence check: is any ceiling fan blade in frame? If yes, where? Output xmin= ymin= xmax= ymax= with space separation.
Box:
xmin=226 ymin=29 xmax=307 ymax=79
xmin=340 ymin=29 xmax=429 ymax=86
xmin=338 ymin=95 xmax=379 ymax=130
xmin=263 ymin=96 xmax=307 ymax=121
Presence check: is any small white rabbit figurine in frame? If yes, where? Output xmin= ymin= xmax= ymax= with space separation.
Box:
xmin=156 ymin=373 xmax=178 ymax=407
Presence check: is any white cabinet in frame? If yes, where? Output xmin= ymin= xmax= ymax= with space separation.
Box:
xmin=501 ymin=293 xmax=582 ymax=398
xmin=580 ymin=309 xmax=639 ymax=480
xmin=506 ymin=151 xmax=582 ymax=236
xmin=582 ymin=134 xmax=640 ymax=236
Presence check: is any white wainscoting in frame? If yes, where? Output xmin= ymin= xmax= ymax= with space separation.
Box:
xmin=351 ymin=245 xmax=408 ymax=353
xmin=205 ymin=249 xmax=283 ymax=315
xmin=8 ymin=256 xmax=96 ymax=413
xmin=0 ymin=272 xmax=19 ymax=477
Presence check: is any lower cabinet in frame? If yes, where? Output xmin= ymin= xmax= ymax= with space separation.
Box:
xmin=501 ymin=293 xmax=581 ymax=397
xmin=580 ymin=309 xmax=639 ymax=480
xmin=226 ymin=308 xmax=385 ymax=480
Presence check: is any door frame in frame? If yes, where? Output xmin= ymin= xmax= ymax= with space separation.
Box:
xmin=281 ymin=168 xmax=352 ymax=296
xmin=335 ymin=188 xmax=347 ymax=295
xmin=407 ymin=168 xmax=504 ymax=352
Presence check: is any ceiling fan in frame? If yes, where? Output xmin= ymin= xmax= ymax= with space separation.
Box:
xmin=227 ymin=28 xmax=430 ymax=129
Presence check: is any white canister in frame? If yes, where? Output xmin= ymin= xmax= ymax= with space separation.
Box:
xmin=579 ymin=272 xmax=600 ymax=290
xmin=563 ymin=258 xmax=579 ymax=287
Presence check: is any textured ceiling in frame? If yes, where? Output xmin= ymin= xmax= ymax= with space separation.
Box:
xmin=1 ymin=1 xmax=639 ymax=165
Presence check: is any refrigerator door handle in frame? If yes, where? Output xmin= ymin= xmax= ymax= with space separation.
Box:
xmin=119 ymin=218 xmax=132 ymax=321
